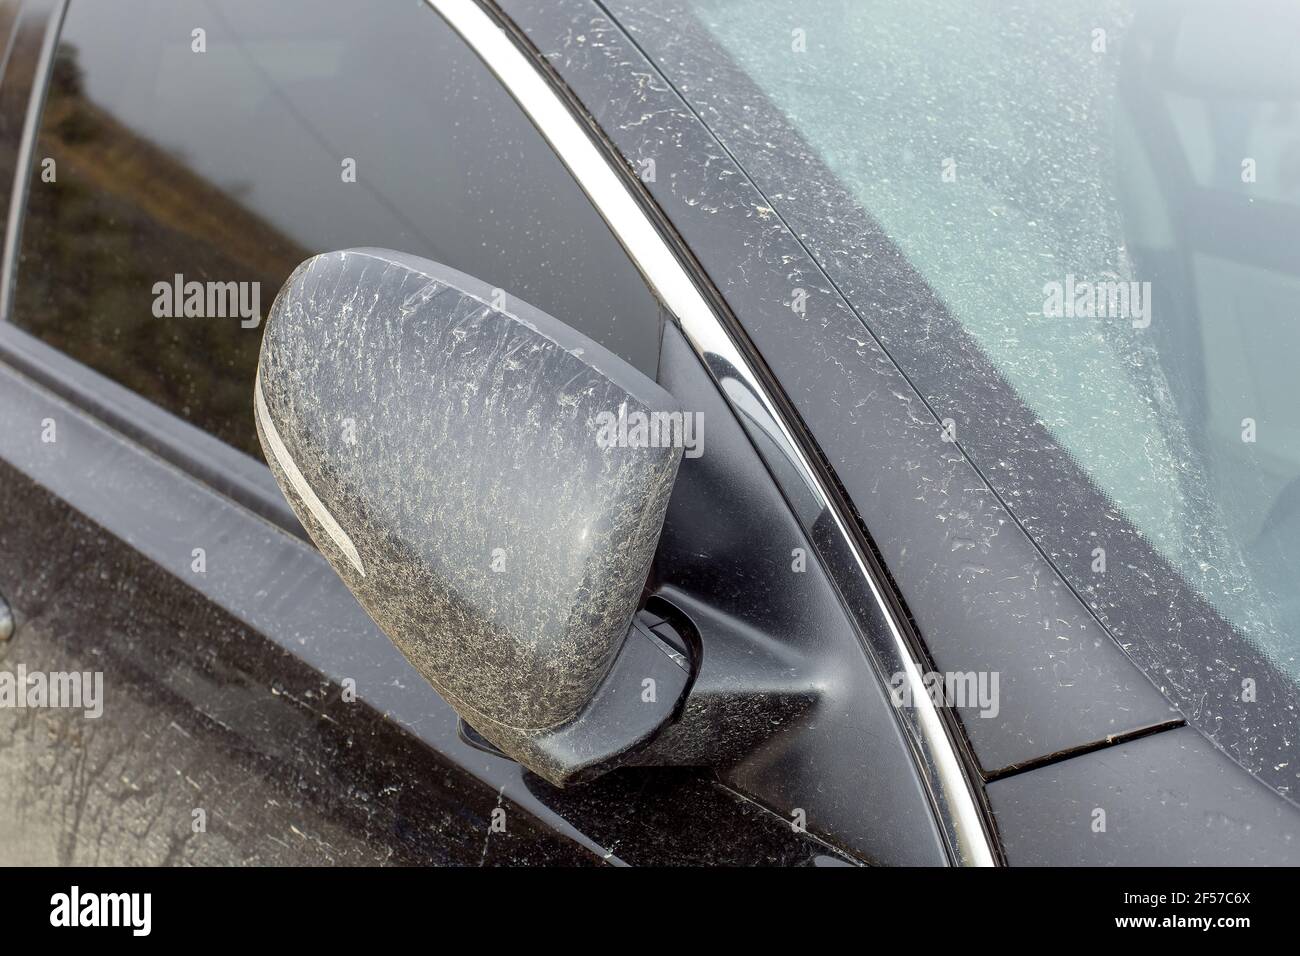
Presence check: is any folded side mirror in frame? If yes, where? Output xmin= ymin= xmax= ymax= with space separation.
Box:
xmin=255 ymin=249 xmax=688 ymax=785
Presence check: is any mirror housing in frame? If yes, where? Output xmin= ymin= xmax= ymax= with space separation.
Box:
xmin=255 ymin=249 xmax=688 ymax=785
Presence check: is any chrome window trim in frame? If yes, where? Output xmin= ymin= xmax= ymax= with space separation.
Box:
xmin=0 ymin=0 xmax=64 ymax=323
xmin=427 ymin=0 xmax=996 ymax=866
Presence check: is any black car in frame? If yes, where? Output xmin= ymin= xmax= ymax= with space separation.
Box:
xmin=0 ymin=0 xmax=1297 ymax=869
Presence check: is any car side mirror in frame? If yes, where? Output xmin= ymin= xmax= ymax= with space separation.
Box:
xmin=254 ymin=248 xmax=689 ymax=786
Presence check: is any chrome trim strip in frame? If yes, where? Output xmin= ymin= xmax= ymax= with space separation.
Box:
xmin=255 ymin=371 xmax=366 ymax=577
xmin=428 ymin=0 xmax=995 ymax=866
xmin=0 ymin=0 xmax=67 ymax=323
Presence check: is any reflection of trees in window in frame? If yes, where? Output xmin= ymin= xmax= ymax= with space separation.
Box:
xmin=14 ymin=42 xmax=308 ymax=459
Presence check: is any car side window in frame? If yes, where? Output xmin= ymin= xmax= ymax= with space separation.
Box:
xmin=9 ymin=0 xmax=663 ymax=459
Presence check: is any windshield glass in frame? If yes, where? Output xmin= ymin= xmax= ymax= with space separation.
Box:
xmin=678 ymin=0 xmax=1300 ymax=791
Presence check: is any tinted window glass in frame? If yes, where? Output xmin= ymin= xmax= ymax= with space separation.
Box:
xmin=10 ymin=0 xmax=662 ymax=458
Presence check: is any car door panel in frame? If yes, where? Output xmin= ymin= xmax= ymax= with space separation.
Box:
xmin=0 ymin=0 xmax=885 ymax=867
xmin=0 ymin=336 xmax=849 ymax=864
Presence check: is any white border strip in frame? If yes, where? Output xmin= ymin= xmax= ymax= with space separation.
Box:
xmin=255 ymin=371 xmax=366 ymax=577
xmin=428 ymin=0 xmax=993 ymax=866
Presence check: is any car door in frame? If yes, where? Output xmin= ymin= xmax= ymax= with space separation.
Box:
xmin=0 ymin=0 xmax=941 ymax=865
xmin=513 ymin=0 xmax=1300 ymax=864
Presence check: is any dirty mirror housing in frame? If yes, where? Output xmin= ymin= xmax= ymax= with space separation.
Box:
xmin=255 ymin=248 xmax=688 ymax=785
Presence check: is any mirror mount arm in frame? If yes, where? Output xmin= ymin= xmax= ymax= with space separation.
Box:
xmin=457 ymin=614 xmax=690 ymax=787
xmin=461 ymin=598 xmax=821 ymax=784
xmin=627 ymin=599 xmax=820 ymax=770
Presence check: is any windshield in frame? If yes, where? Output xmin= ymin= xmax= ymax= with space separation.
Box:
xmin=678 ymin=0 xmax=1300 ymax=791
